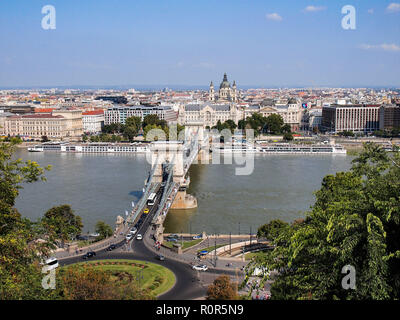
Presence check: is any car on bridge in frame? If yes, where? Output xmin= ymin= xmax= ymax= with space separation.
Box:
xmin=192 ymin=264 xmax=208 ymax=271
xmin=126 ymin=234 xmax=134 ymax=241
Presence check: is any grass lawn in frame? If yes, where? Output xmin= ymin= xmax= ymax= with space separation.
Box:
xmin=66 ymin=259 xmax=175 ymax=297
xmin=163 ymin=239 xmax=202 ymax=250
xmin=245 ymin=251 xmax=267 ymax=261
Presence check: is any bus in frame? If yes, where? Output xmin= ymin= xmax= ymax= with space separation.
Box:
xmin=147 ymin=193 xmax=157 ymax=206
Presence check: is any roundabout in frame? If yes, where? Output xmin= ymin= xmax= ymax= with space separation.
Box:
xmin=63 ymin=259 xmax=176 ymax=298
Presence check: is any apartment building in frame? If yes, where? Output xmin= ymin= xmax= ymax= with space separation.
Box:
xmin=105 ymin=105 xmax=177 ymax=125
xmin=379 ymin=104 xmax=400 ymax=131
xmin=321 ymin=104 xmax=381 ymax=133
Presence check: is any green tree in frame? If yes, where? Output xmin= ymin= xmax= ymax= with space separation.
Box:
xmin=143 ymin=114 xmax=160 ymax=128
xmin=265 ymin=114 xmax=284 ymax=134
xmin=123 ymin=116 xmax=141 ymax=141
xmin=224 ymin=120 xmax=237 ymax=133
xmin=238 ymin=119 xmax=247 ymax=130
xmin=42 ymin=205 xmax=83 ymax=246
xmin=95 ymin=221 xmax=113 ymax=240
xmin=245 ymin=143 xmax=400 ymax=300
xmin=0 ymin=138 xmax=55 ymax=299
xmin=82 ymin=133 xmax=89 ymax=142
xmin=125 ymin=116 xmax=142 ymax=130
xmin=257 ymin=220 xmax=289 ymax=240
xmin=123 ymin=125 xmax=138 ymax=142
xmin=283 ymin=132 xmax=294 ymax=141
xmin=281 ymin=124 xmax=292 ymax=134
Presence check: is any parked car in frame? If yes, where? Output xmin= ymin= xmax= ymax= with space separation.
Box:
xmin=89 ymin=232 xmax=100 ymax=238
xmin=192 ymin=234 xmax=202 ymax=240
xmin=136 ymin=234 xmax=143 ymax=240
xmin=192 ymin=264 xmax=208 ymax=271
xmin=76 ymin=235 xmax=89 ymax=241
xmin=106 ymin=244 xmax=116 ymax=251
xmin=166 ymin=237 xmax=178 ymax=242
xmin=82 ymin=251 xmax=96 ymax=259
xmin=130 ymin=227 xmax=137 ymax=235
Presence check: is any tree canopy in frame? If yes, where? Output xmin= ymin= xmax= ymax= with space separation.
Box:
xmin=207 ymin=275 xmax=239 ymax=300
xmin=41 ymin=204 xmax=83 ymax=244
xmin=0 ymin=138 xmax=55 ymax=299
xmin=245 ymin=143 xmax=400 ymax=300
xmin=95 ymin=221 xmax=113 ymax=240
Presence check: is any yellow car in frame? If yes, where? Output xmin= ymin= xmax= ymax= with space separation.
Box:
xmin=143 ymin=208 xmax=150 ymax=214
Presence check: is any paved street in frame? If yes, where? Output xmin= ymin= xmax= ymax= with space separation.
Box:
xmin=58 ymin=184 xmax=254 ymax=299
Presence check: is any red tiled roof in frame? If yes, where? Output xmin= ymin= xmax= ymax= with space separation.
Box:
xmin=34 ymin=108 xmax=56 ymax=113
xmin=82 ymin=110 xmax=104 ymax=116
xmin=18 ymin=114 xmax=64 ymax=119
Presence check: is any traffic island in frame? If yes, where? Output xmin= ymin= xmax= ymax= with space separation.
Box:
xmin=61 ymin=259 xmax=176 ymax=298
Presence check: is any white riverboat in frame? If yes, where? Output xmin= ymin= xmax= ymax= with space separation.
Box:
xmin=212 ymin=143 xmax=347 ymax=155
xmin=212 ymin=143 xmax=261 ymax=153
xmin=27 ymin=142 xmax=150 ymax=153
xmin=259 ymin=144 xmax=347 ymax=154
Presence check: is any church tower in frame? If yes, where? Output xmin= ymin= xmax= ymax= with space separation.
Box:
xmin=209 ymin=81 xmax=215 ymax=102
xmin=232 ymin=80 xmax=237 ymax=102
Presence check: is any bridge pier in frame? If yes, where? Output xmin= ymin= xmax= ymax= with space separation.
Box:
xmin=150 ymin=141 xmax=197 ymax=210
xmin=171 ymin=189 xmax=197 ymax=209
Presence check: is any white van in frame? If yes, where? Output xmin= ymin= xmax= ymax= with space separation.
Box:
xmin=43 ymin=257 xmax=59 ymax=271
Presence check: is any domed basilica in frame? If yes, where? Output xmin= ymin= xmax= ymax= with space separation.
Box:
xmin=209 ymin=73 xmax=238 ymax=102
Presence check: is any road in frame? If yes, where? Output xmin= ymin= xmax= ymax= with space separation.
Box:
xmin=59 ymin=186 xmax=244 ymax=299
xmin=60 ymin=187 xmax=207 ymax=300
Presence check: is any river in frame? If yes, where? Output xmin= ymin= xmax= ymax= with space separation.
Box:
xmin=14 ymin=149 xmax=353 ymax=234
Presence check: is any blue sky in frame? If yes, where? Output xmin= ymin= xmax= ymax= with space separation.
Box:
xmin=0 ymin=0 xmax=399 ymax=88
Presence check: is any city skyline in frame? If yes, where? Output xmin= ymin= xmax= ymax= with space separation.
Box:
xmin=0 ymin=0 xmax=399 ymax=88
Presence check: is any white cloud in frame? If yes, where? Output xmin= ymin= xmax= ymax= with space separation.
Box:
xmin=367 ymin=8 xmax=374 ymax=14
xmin=303 ymin=6 xmax=326 ymax=12
xmin=359 ymin=43 xmax=400 ymax=52
xmin=387 ymin=3 xmax=400 ymax=12
xmin=266 ymin=13 xmax=282 ymax=21
xmin=195 ymin=62 xmax=215 ymax=69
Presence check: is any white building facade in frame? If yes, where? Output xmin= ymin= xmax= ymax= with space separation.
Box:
xmin=82 ymin=110 xmax=105 ymax=133
xmin=105 ymin=105 xmax=177 ymax=125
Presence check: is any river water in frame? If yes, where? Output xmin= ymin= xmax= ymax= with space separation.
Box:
xmin=14 ymin=149 xmax=353 ymax=234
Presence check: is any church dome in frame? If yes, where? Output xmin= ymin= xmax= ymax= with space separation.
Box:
xmin=219 ymin=73 xmax=231 ymax=89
